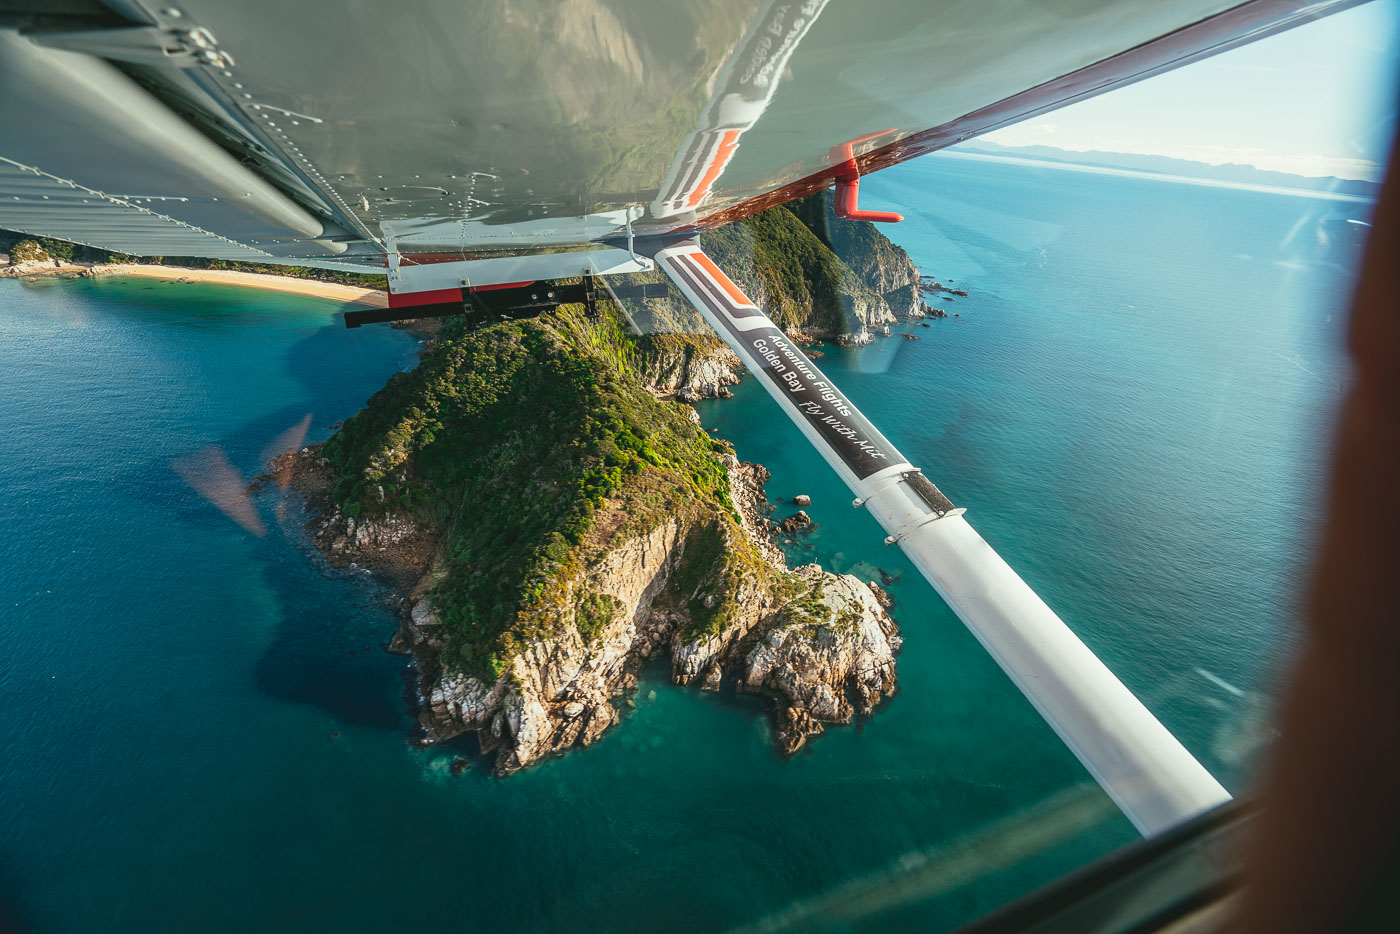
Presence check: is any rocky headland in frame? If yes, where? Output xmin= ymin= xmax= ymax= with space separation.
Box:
xmin=11 ymin=202 xmax=933 ymax=777
xmin=698 ymin=190 xmax=930 ymax=345
xmin=609 ymin=190 xmax=944 ymax=349
xmin=249 ymin=191 xmax=941 ymax=775
xmin=287 ymin=299 xmax=900 ymax=775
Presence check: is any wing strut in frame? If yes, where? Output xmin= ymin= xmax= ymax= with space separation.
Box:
xmin=656 ymin=241 xmax=1231 ymax=838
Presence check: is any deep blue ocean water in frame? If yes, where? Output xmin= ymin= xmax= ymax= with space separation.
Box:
xmin=0 ymin=154 xmax=1366 ymax=933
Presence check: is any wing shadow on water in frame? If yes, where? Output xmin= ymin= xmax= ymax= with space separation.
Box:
xmin=0 ymin=870 xmax=35 ymax=934
xmin=113 ymin=311 xmax=420 ymax=732
xmin=243 ymin=314 xmax=421 ymax=732
xmin=247 ymin=520 xmax=414 ymax=733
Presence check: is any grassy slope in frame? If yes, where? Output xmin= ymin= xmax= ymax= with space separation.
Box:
xmin=702 ymin=203 xmax=846 ymax=333
xmin=783 ymin=190 xmax=919 ymax=298
xmin=698 ymin=190 xmax=905 ymax=334
xmin=322 ymin=304 xmax=778 ymax=677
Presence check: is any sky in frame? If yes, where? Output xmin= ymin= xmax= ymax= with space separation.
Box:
xmin=981 ymin=0 xmax=1400 ymax=181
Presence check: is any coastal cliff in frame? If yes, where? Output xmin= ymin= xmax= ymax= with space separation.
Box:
xmin=698 ymin=190 xmax=926 ymax=340
xmin=297 ymin=303 xmax=900 ymax=773
xmin=602 ymin=191 xmax=927 ymax=345
xmin=633 ymin=333 xmax=742 ymax=401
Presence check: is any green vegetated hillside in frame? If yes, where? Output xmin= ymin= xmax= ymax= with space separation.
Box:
xmin=783 ymin=190 xmax=924 ymax=314
xmin=697 ymin=189 xmax=921 ymax=334
xmin=322 ymin=304 xmax=779 ymax=679
xmin=611 ymin=190 xmax=920 ymax=337
xmin=319 ymin=192 xmax=919 ymax=680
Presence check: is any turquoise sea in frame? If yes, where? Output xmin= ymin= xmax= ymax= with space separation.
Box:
xmin=0 ymin=154 xmax=1367 ymax=932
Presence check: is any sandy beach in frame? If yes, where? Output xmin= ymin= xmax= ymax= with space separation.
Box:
xmin=92 ymin=264 xmax=390 ymax=307
xmin=2 ymin=260 xmax=388 ymax=308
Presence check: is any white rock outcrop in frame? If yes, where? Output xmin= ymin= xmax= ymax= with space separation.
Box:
xmin=639 ymin=341 xmax=742 ymax=401
xmin=400 ymin=462 xmax=901 ymax=774
xmin=738 ymin=566 xmax=901 ymax=754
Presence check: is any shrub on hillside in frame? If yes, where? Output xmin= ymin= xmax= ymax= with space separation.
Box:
xmin=9 ymin=240 xmax=49 ymax=265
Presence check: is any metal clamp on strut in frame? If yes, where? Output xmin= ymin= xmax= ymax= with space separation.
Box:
xmin=883 ymin=507 xmax=968 ymax=546
xmin=852 ymin=468 xmax=919 ymax=508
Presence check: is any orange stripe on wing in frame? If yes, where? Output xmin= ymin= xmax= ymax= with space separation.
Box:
xmin=690 ymin=251 xmax=755 ymax=308
xmin=685 ymin=130 xmax=741 ymax=208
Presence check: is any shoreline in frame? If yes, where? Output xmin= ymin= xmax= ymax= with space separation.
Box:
xmin=2 ymin=260 xmax=389 ymax=308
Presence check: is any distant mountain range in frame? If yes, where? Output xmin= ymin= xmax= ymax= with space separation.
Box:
xmin=952 ymin=140 xmax=1381 ymax=198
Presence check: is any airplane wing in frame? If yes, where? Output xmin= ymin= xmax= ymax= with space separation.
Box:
xmin=0 ymin=0 xmax=1367 ymax=273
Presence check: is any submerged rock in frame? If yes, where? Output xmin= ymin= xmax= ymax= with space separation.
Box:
xmin=776 ymin=511 xmax=812 ymax=534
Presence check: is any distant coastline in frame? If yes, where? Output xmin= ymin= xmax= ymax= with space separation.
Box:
xmin=0 ymin=259 xmax=389 ymax=307
xmin=950 ymin=140 xmax=1381 ymax=200
xmin=943 ymin=151 xmax=1377 ymax=204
